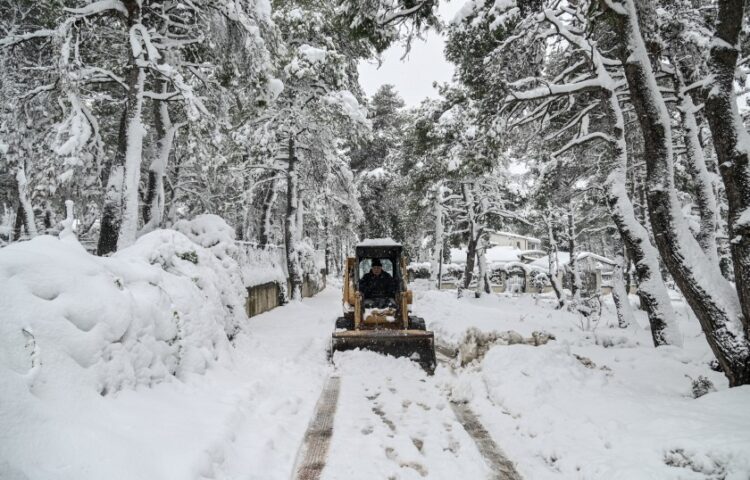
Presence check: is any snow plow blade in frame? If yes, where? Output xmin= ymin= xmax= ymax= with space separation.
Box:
xmin=331 ymin=330 xmax=437 ymax=374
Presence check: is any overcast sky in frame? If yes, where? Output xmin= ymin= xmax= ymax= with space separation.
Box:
xmin=357 ymin=2 xmax=466 ymax=107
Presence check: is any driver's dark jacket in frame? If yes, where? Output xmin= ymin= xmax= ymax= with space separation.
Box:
xmin=359 ymin=270 xmax=396 ymax=298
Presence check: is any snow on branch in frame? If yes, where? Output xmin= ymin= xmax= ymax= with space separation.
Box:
xmin=545 ymin=102 xmax=601 ymax=142
xmin=379 ymin=1 xmax=429 ymax=26
xmin=0 ymin=29 xmax=55 ymax=48
xmin=19 ymin=82 xmax=57 ymax=100
xmin=506 ymin=78 xmax=604 ymax=104
xmin=64 ymin=1 xmax=127 ymax=16
xmin=552 ymin=132 xmax=616 ymax=158
xmin=2 ymin=1 xmax=126 ymax=49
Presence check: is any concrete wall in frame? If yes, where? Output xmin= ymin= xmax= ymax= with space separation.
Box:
xmin=246 ymin=282 xmax=283 ymax=317
xmin=246 ymin=273 xmax=326 ymax=318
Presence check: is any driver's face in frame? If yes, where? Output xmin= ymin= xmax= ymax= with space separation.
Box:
xmin=372 ymin=265 xmax=383 ymax=275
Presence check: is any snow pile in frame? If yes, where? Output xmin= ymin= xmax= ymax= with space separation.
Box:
xmin=173 ymin=214 xmax=247 ymax=328
xmin=469 ymin=345 xmax=750 ymax=478
xmin=455 ymin=327 xmax=554 ymax=366
xmin=0 ymin=266 xmax=336 ymax=480
xmin=413 ymin=287 xmax=750 ymax=479
xmin=0 ymin=229 xmax=245 ymax=400
xmin=122 ymin=228 xmax=247 ymax=341
xmin=236 ymin=243 xmax=287 ymax=287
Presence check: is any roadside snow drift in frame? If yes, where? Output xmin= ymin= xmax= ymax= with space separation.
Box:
xmin=0 ymin=219 xmax=249 ymax=478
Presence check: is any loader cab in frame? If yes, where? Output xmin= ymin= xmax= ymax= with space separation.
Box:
xmin=354 ymin=243 xmax=406 ymax=296
xmin=333 ymin=239 xmax=436 ymax=373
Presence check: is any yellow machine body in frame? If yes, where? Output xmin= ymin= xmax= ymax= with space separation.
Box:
xmin=331 ymin=242 xmax=436 ymax=373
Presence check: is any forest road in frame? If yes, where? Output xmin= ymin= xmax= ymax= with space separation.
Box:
xmin=291 ymin=350 xmax=522 ymax=480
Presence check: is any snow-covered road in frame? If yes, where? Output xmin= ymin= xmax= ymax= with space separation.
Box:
xmin=238 ymin=287 xmax=511 ymax=480
xmin=92 ymin=286 xmax=511 ymax=480
xmin=5 ymin=280 xmax=750 ymax=480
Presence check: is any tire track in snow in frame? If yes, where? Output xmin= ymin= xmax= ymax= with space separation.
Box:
xmin=292 ymin=376 xmax=341 ymax=480
xmin=449 ymin=402 xmax=522 ymax=480
xmin=437 ymin=349 xmax=523 ymax=480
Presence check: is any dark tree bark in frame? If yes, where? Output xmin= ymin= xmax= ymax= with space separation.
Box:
xmin=672 ymin=64 xmax=720 ymax=265
xmin=97 ymin=2 xmax=143 ymax=256
xmin=600 ymin=88 xmax=678 ymax=347
xmin=259 ymin=178 xmax=278 ymax=247
xmin=284 ymin=135 xmax=303 ymax=300
xmin=703 ymin=0 xmax=750 ymax=336
xmin=463 ymin=235 xmax=478 ymax=290
xmin=13 ymin=204 xmax=24 ymax=240
xmin=601 ymin=0 xmax=750 ymax=385
xmin=543 ymin=212 xmax=565 ymax=308
xmin=461 ymin=183 xmax=479 ymax=289
xmin=611 ymin=234 xmax=634 ymax=328
xmin=143 ymin=79 xmax=168 ymax=227
xmin=567 ymin=212 xmax=580 ymax=300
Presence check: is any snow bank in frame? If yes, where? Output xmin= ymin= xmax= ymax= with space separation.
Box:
xmin=412 ymin=286 xmax=750 ymax=479
xmin=0 ymin=229 xmax=246 ymax=399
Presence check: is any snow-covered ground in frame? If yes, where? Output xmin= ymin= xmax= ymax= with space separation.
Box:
xmin=415 ymin=284 xmax=750 ymax=480
xmin=2 ymin=239 xmax=749 ymax=479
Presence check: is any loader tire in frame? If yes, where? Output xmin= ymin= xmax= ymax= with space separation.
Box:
xmin=335 ymin=316 xmax=354 ymax=330
xmin=410 ymin=316 xmax=426 ymax=331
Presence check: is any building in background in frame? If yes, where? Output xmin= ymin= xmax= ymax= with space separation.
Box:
xmin=486 ymin=231 xmax=541 ymax=251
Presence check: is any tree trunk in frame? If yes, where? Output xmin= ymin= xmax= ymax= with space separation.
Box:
xmin=285 ymin=135 xmax=303 ymax=300
xmin=461 ymin=183 xmax=478 ymax=289
xmin=601 ymin=88 xmax=681 ymax=347
xmin=430 ymin=186 xmax=445 ymax=284
xmin=15 ymin=162 xmax=37 ymax=238
xmin=703 ymin=0 xmax=750 ymax=338
xmin=12 ymin=204 xmax=23 ymax=241
xmin=611 ymin=235 xmax=635 ymax=328
xmin=475 ymin=236 xmax=491 ymax=297
xmin=142 ymin=81 xmax=180 ymax=235
xmin=323 ymin=216 xmax=331 ymax=277
xmin=259 ymin=178 xmax=278 ymax=247
xmin=674 ymin=67 xmax=720 ymax=266
xmin=544 ymin=212 xmax=565 ymax=308
xmin=98 ymin=7 xmax=146 ymax=255
xmin=463 ymin=235 xmax=478 ymax=290
xmin=603 ymin=0 xmax=749 ymax=385
xmin=567 ymin=212 xmax=581 ymax=301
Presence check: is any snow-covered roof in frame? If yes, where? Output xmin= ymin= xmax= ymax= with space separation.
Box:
xmin=357 ymin=238 xmax=401 ymax=247
xmin=450 ymin=246 xmax=523 ymax=264
xmin=487 ymin=230 xmax=542 ymax=243
xmin=529 ymin=252 xmax=616 ymax=269
xmin=518 ymin=249 xmax=547 ymax=258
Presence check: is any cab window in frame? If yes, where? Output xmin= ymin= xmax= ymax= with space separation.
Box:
xmin=359 ymin=258 xmax=394 ymax=277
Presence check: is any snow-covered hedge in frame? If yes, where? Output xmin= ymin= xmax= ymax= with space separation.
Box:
xmin=407 ymin=262 xmax=431 ymax=279
xmin=0 ymin=224 xmax=247 ymax=398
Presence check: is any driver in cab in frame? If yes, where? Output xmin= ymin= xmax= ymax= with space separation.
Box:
xmin=359 ymin=259 xmax=396 ymax=306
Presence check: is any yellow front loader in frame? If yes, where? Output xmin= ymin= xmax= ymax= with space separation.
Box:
xmin=330 ymin=240 xmax=436 ymax=373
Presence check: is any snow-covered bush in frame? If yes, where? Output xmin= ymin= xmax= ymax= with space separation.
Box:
xmin=0 ymin=228 xmax=247 ymax=398
xmin=297 ymin=238 xmax=324 ymax=283
xmin=407 ymin=262 xmax=431 ymax=279
xmin=172 ymin=214 xmax=247 ymax=334
xmin=690 ymin=375 xmax=717 ymax=399
xmin=441 ymin=263 xmax=464 ymax=282
xmin=529 ymin=269 xmax=550 ymax=292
